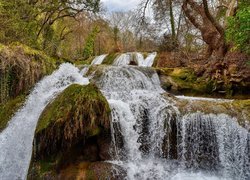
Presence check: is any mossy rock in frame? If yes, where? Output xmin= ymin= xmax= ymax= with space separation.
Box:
xmin=28 ymin=83 xmax=111 ymax=179
xmin=0 ymin=95 xmax=26 ymax=132
xmin=156 ymin=68 xmax=216 ymax=96
xmin=29 ymin=161 xmax=125 ymax=180
xmin=34 ymin=83 xmax=111 ymax=157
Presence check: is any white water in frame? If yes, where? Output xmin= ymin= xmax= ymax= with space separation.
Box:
xmin=95 ymin=66 xmax=250 ymax=180
xmin=91 ymin=54 xmax=107 ymax=65
xmin=113 ymin=52 xmax=157 ymax=67
xmin=0 ymin=63 xmax=89 ymax=180
xmin=113 ymin=53 xmax=132 ymax=66
xmin=136 ymin=52 xmax=157 ymax=67
xmin=179 ymin=113 xmax=250 ymax=180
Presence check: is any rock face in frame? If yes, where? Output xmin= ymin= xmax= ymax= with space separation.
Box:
xmin=156 ymin=67 xmax=250 ymax=98
xmin=28 ymin=84 xmax=123 ymax=179
xmin=161 ymin=96 xmax=250 ymax=165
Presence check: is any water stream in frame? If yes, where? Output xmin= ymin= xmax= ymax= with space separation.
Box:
xmin=0 ymin=63 xmax=89 ymax=180
xmin=113 ymin=52 xmax=157 ymax=67
xmin=95 ymin=65 xmax=250 ymax=180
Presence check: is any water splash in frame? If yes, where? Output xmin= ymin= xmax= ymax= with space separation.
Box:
xmin=113 ymin=53 xmax=132 ymax=66
xmin=136 ymin=52 xmax=157 ymax=67
xmin=91 ymin=54 xmax=108 ymax=65
xmin=113 ymin=52 xmax=157 ymax=67
xmin=0 ymin=63 xmax=89 ymax=180
xmin=95 ymin=65 xmax=249 ymax=180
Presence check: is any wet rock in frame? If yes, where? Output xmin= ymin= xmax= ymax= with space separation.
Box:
xmin=28 ymin=83 xmax=112 ymax=179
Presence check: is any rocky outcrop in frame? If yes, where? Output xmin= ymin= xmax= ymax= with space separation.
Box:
xmin=156 ymin=68 xmax=215 ymax=96
xmin=28 ymin=84 xmax=123 ymax=179
xmin=156 ymin=67 xmax=250 ymax=98
xmin=176 ymin=98 xmax=250 ymax=129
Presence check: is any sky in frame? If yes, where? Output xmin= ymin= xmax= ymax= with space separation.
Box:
xmin=101 ymin=0 xmax=141 ymax=12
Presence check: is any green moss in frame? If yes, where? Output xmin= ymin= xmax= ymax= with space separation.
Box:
xmin=102 ymin=53 xmax=119 ymax=65
xmin=0 ymin=43 xmax=5 ymax=52
xmin=0 ymin=95 xmax=26 ymax=132
xmin=34 ymin=83 xmax=110 ymax=161
xmin=142 ymin=52 xmax=148 ymax=59
xmin=36 ymin=84 xmax=110 ymax=133
xmin=156 ymin=67 xmax=216 ymax=96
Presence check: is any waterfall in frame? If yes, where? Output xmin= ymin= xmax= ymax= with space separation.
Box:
xmin=113 ymin=53 xmax=132 ymax=66
xmin=113 ymin=52 xmax=157 ymax=67
xmin=136 ymin=52 xmax=157 ymax=67
xmin=91 ymin=54 xmax=108 ymax=65
xmin=179 ymin=113 xmax=250 ymax=179
xmin=95 ymin=66 xmax=250 ymax=180
xmin=0 ymin=63 xmax=89 ymax=180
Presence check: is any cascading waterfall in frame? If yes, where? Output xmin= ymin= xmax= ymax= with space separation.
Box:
xmin=80 ymin=54 xmax=108 ymax=76
xmin=113 ymin=52 xmax=157 ymax=67
xmin=0 ymin=63 xmax=89 ymax=180
xmin=113 ymin=53 xmax=132 ymax=66
xmin=95 ymin=65 xmax=250 ymax=180
xmin=0 ymin=52 xmax=249 ymax=180
xmin=96 ymin=66 xmax=179 ymax=179
xmin=179 ymin=113 xmax=250 ymax=180
xmin=135 ymin=52 xmax=157 ymax=67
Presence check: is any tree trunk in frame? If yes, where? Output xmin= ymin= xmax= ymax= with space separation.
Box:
xmin=182 ymin=0 xmax=228 ymax=58
xmin=169 ymin=0 xmax=176 ymax=40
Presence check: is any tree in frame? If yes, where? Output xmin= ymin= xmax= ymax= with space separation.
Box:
xmin=83 ymin=26 xmax=100 ymax=59
xmin=0 ymin=0 xmax=101 ymax=55
xmin=226 ymin=1 xmax=250 ymax=55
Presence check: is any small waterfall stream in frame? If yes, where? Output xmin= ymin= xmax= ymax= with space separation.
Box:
xmin=0 ymin=63 xmax=89 ymax=180
xmin=91 ymin=54 xmax=108 ymax=65
xmin=113 ymin=52 xmax=157 ymax=67
xmin=0 ymin=52 xmax=249 ymax=180
xmin=95 ymin=65 xmax=250 ymax=180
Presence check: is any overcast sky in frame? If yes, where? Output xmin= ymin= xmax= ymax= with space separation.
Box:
xmin=101 ymin=0 xmax=141 ymax=12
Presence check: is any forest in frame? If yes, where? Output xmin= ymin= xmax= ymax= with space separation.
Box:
xmin=0 ymin=0 xmax=249 ymax=180
xmin=0 ymin=0 xmax=248 ymax=58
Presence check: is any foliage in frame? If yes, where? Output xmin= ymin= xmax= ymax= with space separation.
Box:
xmin=0 ymin=0 xmax=100 ymax=56
xmin=83 ymin=26 xmax=100 ymax=59
xmin=226 ymin=3 xmax=250 ymax=55
xmin=0 ymin=43 xmax=57 ymax=104
xmin=0 ymin=0 xmax=38 ymax=46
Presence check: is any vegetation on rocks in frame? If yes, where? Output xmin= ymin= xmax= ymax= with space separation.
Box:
xmin=156 ymin=68 xmax=215 ymax=96
xmin=0 ymin=43 xmax=57 ymax=104
xmin=28 ymin=83 xmax=112 ymax=179
xmin=156 ymin=66 xmax=250 ymax=98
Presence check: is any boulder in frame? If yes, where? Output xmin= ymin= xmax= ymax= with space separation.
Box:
xmin=28 ymin=83 xmax=113 ymax=179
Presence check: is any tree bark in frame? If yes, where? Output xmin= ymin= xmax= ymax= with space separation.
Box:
xmin=182 ymin=0 xmax=228 ymax=58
